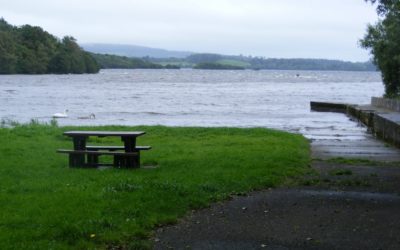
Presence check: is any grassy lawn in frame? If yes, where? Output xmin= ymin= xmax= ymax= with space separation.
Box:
xmin=216 ymin=59 xmax=251 ymax=68
xmin=0 ymin=123 xmax=310 ymax=249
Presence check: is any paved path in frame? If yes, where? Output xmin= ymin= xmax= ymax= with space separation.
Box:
xmin=154 ymin=115 xmax=400 ymax=250
xmin=311 ymin=139 xmax=400 ymax=161
xmin=303 ymin=113 xmax=400 ymax=161
xmin=154 ymin=163 xmax=400 ymax=249
xmin=154 ymin=187 xmax=400 ymax=250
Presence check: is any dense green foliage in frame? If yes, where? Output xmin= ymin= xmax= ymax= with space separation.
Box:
xmin=360 ymin=0 xmax=400 ymax=96
xmin=92 ymin=53 xmax=180 ymax=69
xmin=150 ymin=53 xmax=376 ymax=71
xmin=194 ymin=62 xmax=245 ymax=70
xmin=0 ymin=123 xmax=310 ymax=249
xmin=91 ymin=53 xmax=164 ymax=69
xmin=163 ymin=64 xmax=180 ymax=69
xmin=0 ymin=18 xmax=99 ymax=74
xmin=247 ymin=58 xmax=375 ymax=71
xmin=186 ymin=53 xmax=223 ymax=64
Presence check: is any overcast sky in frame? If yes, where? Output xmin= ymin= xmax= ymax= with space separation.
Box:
xmin=1 ymin=0 xmax=379 ymax=61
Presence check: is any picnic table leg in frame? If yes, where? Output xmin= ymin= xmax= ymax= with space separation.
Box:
xmin=72 ymin=136 xmax=87 ymax=167
xmin=121 ymin=137 xmax=136 ymax=151
xmin=112 ymin=155 xmax=135 ymax=168
xmin=113 ymin=155 xmax=122 ymax=168
xmin=121 ymin=136 xmax=139 ymax=168
xmin=87 ymin=154 xmax=98 ymax=168
xmin=135 ymin=154 xmax=140 ymax=167
xmin=69 ymin=153 xmax=80 ymax=168
xmin=87 ymin=148 xmax=100 ymax=168
xmin=125 ymin=155 xmax=137 ymax=168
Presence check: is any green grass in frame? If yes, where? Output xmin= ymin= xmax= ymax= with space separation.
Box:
xmin=0 ymin=123 xmax=310 ymax=249
xmin=216 ymin=59 xmax=251 ymax=68
xmin=157 ymin=61 xmax=192 ymax=67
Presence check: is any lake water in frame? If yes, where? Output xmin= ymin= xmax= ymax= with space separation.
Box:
xmin=0 ymin=69 xmax=383 ymax=139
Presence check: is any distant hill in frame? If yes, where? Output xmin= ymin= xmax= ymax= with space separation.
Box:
xmin=82 ymin=43 xmax=377 ymax=72
xmin=81 ymin=43 xmax=193 ymax=59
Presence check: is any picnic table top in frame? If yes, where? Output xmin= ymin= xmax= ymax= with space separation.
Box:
xmin=63 ymin=131 xmax=146 ymax=137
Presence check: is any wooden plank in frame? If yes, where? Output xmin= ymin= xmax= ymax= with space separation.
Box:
xmin=86 ymin=145 xmax=124 ymax=151
xmin=57 ymin=149 xmax=138 ymax=156
xmin=63 ymin=131 xmax=145 ymax=137
xmin=86 ymin=145 xmax=151 ymax=150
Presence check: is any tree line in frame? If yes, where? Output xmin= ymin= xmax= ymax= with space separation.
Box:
xmin=193 ymin=62 xmax=244 ymax=70
xmin=361 ymin=0 xmax=400 ymax=96
xmin=0 ymin=18 xmax=99 ymax=74
xmin=151 ymin=53 xmax=376 ymax=71
xmin=91 ymin=53 xmax=179 ymax=69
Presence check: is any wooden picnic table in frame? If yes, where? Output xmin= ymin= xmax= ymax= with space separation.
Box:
xmin=57 ymin=131 xmax=151 ymax=168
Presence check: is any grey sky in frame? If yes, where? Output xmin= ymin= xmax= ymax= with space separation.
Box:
xmin=1 ymin=0 xmax=378 ymax=61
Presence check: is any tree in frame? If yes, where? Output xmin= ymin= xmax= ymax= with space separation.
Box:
xmin=0 ymin=31 xmax=17 ymax=73
xmin=51 ymin=36 xmax=101 ymax=74
xmin=360 ymin=0 xmax=400 ymax=96
xmin=0 ymin=18 xmax=100 ymax=74
xmin=16 ymin=25 xmax=59 ymax=73
xmin=48 ymin=50 xmax=71 ymax=74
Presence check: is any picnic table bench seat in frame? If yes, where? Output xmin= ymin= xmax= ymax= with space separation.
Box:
xmin=57 ymin=149 xmax=140 ymax=168
xmin=85 ymin=146 xmax=151 ymax=167
xmin=57 ymin=149 xmax=139 ymax=156
xmin=85 ymin=145 xmax=151 ymax=151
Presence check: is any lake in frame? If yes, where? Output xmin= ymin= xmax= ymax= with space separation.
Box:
xmin=0 ymin=69 xmax=383 ymax=139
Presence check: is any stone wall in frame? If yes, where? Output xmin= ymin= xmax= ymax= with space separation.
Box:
xmin=310 ymin=101 xmax=348 ymax=113
xmin=311 ymin=99 xmax=400 ymax=148
xmin=351 ymin=98 xmax=400 ymax=147
xmin=373 ymin=114 xmax=400 ymax=147
xmin=371 ymin=97 xmax=400 ymax=112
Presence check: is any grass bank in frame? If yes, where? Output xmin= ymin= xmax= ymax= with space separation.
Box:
xmin=0 ymin=124 xmax=310 ymax=249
